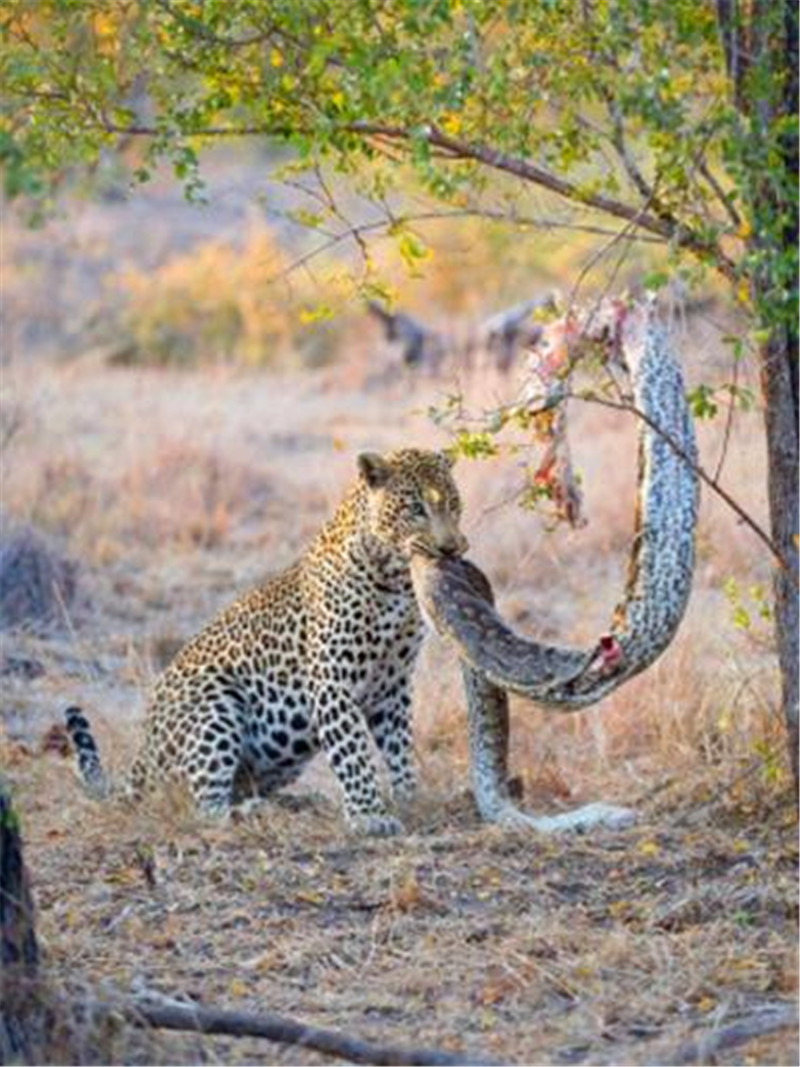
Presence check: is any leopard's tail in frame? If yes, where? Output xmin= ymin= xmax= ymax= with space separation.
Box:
xmin=64 ymin=706 xmax=110 ymax=799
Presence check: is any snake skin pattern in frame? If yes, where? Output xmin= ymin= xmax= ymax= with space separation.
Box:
xmin=411 ymin=305 xmax=699 ymax=831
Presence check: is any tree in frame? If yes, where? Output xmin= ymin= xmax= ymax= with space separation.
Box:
xmin=2 ymin=0 xmax=797 ymax=775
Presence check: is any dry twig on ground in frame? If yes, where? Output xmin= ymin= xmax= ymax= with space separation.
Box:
xmin=119 ymin=990 xmax=498 ymax=1067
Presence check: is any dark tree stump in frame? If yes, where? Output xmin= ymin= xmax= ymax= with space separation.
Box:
xmin=0 ymin=783 xmax=40 ymax=1063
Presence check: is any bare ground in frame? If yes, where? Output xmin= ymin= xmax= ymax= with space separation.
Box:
xmin=4 ymin=740 xmax=798 ymax=1065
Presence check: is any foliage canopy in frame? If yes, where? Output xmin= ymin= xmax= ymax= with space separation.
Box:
xmin=2 ymin=2 xmax=796 ymax=322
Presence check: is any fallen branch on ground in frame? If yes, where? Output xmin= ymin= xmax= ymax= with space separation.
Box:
xmin=651 ymin=1004 xmax=798 ymax=1066
xmin=118 ymin=990 xmax=499 ymax=1067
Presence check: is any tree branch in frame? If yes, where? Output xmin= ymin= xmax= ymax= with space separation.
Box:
xmin=94 ymin=119 xmax=281 ymax=138
xmin=652 ymin=1003 xmax=798 ymax=1066
xmin=121 ymin=992 xmax=497 ymax=1067
xmin=715 ymin=0 xmax=750 ymax=111
xmin=80 ymin=115 xmax=737 ymax=280
xmin=350 ymin=121 xmax=675 ymax=235
xmin=153 ymin=0 xmax=277 ymax=50
xmin=348 ymin=123 xmax=739 ymax=280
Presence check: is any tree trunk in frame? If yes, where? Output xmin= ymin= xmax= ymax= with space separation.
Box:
xmin=759 ymin=325 xmax=799 ymax=788
xmin=759 ymin=1 xmax=799 ymax=790
xmin=727 ymin=0 xmax=799 ymax=790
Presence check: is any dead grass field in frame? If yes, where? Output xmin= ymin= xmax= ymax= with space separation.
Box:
xmin=1 ymin=165 xmax=797 ymax=1065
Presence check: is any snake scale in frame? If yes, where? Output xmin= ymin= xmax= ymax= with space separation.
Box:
xmin=411 ymin=304 xmax=699 ymax=831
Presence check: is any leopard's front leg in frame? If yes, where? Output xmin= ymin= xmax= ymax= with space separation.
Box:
xmin=367 ymin=674 xmax=418 ymax=804
xmin=311 ymin=674 xmax=404 ymax=837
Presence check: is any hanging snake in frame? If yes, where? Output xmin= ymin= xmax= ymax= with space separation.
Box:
xmin=411 ymin=302 xmax=699 ymax=832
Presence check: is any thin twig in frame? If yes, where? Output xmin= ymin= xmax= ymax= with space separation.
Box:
xmin=698 ymin=160 xmax=742 ymax=228
xmin=712 ymin=353 xmax=740 ymax=483
xmin=567 ymin=186 xmax=659 ymax=316
xmin=604 ymin=92 xmax=655 ymax=202
xmin=268 ymin=208 xmax=662 ymax=285
xmin=569 ymin=390 xmax=790 ymax=574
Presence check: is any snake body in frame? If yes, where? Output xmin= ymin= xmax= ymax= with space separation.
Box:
xmin=412 ymin=309 xmax=699 ymax=830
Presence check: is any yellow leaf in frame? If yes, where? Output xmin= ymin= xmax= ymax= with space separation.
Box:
xmin=397 ymin=231 xmax=430 ymax=270
xmin=392 ymin=871 xmax=424 ymax=912
xmin=93 ymin=13 xmax=117 ymax=39
xmin=296 ymin=888 xmax=325 ymax=905
xmin=229 ymin=978 xmax=249 ymax=998
xmin=608 ymin=899 xmax=635 ymax=917
xmin=638 ymin=839 xmax=660 ymax=856
xmin=105 ymin=866 xmax=140 ymax=886
xmin=440 ymin=112 xmax=463 ymax=136
xmin=270 ymin=49 xmax=284 ymax=68
xmin=242 ymin=950 xmax=282 ymax=973
xmin=730 ymin=957 xmax=761 ymax=971
xmin=299 ymin=303 xmax=333 ymax=324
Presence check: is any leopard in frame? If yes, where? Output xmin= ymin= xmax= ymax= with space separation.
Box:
xmin=65 ymin=448 xmax=467 ymax=836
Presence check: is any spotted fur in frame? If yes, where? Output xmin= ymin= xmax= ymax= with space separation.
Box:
xmin=65 ymin=448 xmax=466 ymax=835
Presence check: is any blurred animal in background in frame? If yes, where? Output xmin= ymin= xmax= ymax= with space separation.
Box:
xmin=478 ymin=295 xmax=556 ymax=373
xmin=366 ymin=301 xmax=446 ymax=372
xmin=368 ymin=293 xmax=557 ymax=375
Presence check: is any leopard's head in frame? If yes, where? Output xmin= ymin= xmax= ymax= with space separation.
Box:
xmin=357 ymin=448 xmax=468 ymax=560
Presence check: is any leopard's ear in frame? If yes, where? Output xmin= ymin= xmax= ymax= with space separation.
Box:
xmin=357 ymin=452 xmax=393 ymax=488
xmin=440 ymin=449 xmax=457 ymax=469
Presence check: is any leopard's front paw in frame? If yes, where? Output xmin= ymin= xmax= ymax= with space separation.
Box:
xmin=391 ymin=778 xmax=418 ymax=806
xmin=346 ymin=812 xmax=405 ymax=837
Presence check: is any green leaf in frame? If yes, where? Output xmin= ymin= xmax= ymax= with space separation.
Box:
xmin=397 ymin=231 xmax=430 ymax=271
xmin=687 ymin=384 xmax=718 ymax=419
xmin=642 ymin=270 xmax=671 ymax=291
xmin=451 ymin=431 xmax=499 ymax=460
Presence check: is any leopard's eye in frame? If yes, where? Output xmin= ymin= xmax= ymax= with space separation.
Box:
xmin=410 ymin=500 xmax=427 ymax=519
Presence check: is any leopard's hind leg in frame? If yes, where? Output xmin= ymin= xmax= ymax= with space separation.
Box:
xmin=163 ymin=700 xmax=247 ymax=816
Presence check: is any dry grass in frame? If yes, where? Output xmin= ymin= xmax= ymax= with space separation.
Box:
xmin=6 ymin=744 xmax=797 ymax=1065
xmin=1 ymin=162 xmax=797 ymax=1064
